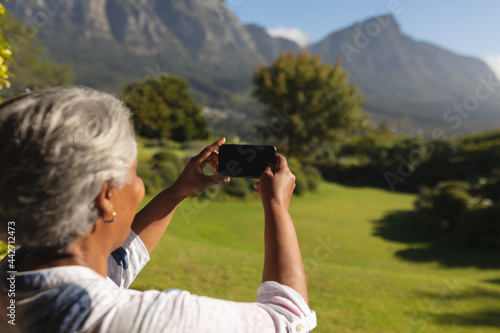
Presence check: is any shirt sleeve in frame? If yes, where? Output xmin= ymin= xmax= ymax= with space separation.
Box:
xmin=96 ymin=281 xmax=316 ymax=333
xmin=106 ymin=230 xmax=150 ymax=288
xmin=256 ymin=281 xmax=317 ymax=332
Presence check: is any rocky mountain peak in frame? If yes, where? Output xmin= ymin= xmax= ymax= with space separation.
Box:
xmin=6 ymin=0 xmax=263 ymax=60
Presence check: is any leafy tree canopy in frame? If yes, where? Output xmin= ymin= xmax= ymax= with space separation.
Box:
xmin=253 ymin=52 xmax=366 ymax=158
xmin=0 ymin=0 xmax=13 ymax=95
xmin=0 ymin=9 xmax=74 ymax=99
xmin=123 ymin=75 xmax=209 ymax=142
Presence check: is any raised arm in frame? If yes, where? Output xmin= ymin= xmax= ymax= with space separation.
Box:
xmin=254 ymin=155 xmax=309 ymax=304
xmin=132 ymin=138 xmax=229 ymax=255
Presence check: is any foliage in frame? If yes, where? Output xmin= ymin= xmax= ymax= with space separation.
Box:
xmin=138 ymin=148 xmax=185 ymax=195
xmin=123 ymin=75 xmax=209 ymax=142
xmin=414 ymin=179 xmax=500 ymax=248
xmin=0 ymin=0 xmax=13 ymax=94
xmin=287 ymin=158 xmax=322 ymax=195
xmin=318 ymin=128 xmax=500 ymax=192
xmin=0 ymin=240 xmax=7 ymax=260
xmin=316 ymin=126 xmax=420 ymax=187
xmin=0 ymin=10 xmax=73 ymax=99
xmin=253 ymin=52 xmax=365 ymax=159
xmin=221 ymin=178 xmax=252 ymax=198
xmin=456 ymin=207 xmax=500 ymax=248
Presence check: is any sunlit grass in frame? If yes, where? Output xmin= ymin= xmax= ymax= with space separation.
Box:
xmin=132 ymin=182 xmax=500 ymax=332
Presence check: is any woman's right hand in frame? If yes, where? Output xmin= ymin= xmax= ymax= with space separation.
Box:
xmin=253 ymin=155 xmax=296 ymax=211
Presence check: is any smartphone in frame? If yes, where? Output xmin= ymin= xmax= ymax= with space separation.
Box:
xmin=218 ymin=144 xmax=277 ymax=179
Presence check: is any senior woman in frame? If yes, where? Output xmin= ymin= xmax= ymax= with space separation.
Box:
xmin=0 ymin=86 xmax=316 ymax=332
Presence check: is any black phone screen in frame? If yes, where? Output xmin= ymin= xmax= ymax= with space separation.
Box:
xmin=218 ymin=144 xmax=277 ymax=178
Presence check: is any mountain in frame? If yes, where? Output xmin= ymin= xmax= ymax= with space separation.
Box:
xmin=4 ymin=2 xmax=500 ymax=135
xmin=244 ymin=24 xmax=301 ymax=63
xmin=308 ymin=15 xmax=500 ymax=134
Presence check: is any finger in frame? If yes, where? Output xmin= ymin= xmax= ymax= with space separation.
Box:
xmin=205 ymin=174 xmax=230 ymax=187
xmin=201 ymin=152 xmax=217 ymax=171
xmin=254 ymin=189 xmax=260 ymax=196
xmin=261 ymin=164 xmax=274 ymax=179
xmin=196 ymin=137 xmax=226 ymax=164
xmin=209 ymin=151 xmax=219 ymax=170
xmin=200 ymin=159 xmax=209 ymax=170
xmin=253 ymin=182 xmax=260 ymax=189
xmin=275 ymin=154 xmax=287 ymax=170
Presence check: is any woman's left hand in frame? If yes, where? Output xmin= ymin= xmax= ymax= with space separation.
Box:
xmin=169 ymin=138 xmax=229 ymax=200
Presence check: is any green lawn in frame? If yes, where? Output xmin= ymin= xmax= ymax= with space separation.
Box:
xmin=131 ymin=182 xmax=500 ymax=332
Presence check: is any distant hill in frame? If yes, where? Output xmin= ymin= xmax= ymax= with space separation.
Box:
xmin=4 ymin=1 xmax=500 ymax=135
xmin=308 ymin=14 xmax=500 ymax=134
xmin=4 ymin=0 xmax=290 ymax=107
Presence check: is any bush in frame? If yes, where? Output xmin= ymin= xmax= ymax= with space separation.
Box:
xmin=153 ymin=151 xmax=184 ymax=172
xmin=303 ymin=165 xmax=322 ymax=192
xmin=139 ymin=149 xmax=185 ymax=195
xmin=415 ymin=181 xmax=473 ymax=228
xmin=288 ymin=158 xmax=322 ymax=195
xmin=415 ymin=216 xmax=450 ymax=240
xmin=477 ymin=172 xmax=500 ymax=200
xmin=157 ymin=161 xmax=181 ymax=188
xmin=433 ymin=188 xmax=471 ymax=223
xmin=222 ymin=178 xmax=252 ymax=198
xmin=293 ymin=168 xmax=309 ymax=196
xmin=138 ymin=165 xmax=164 ymax=195
xmin=455 ymin=207 xmax=500 ymax=248
xmin=414 ymin=179 xmax=500 ymax=249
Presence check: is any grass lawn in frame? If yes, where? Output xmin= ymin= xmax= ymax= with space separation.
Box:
xmin=131 ymin=182 xmax=500 ymax=332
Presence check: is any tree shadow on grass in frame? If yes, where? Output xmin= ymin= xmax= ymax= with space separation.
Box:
xmin=417 ymin=286 xmax=500 ymax=302
xmin=484 ymin=278 xmax=500 ymax=285
xmin=433 ymin=310 xmax=500 ymax=328
xmin=413 ymin=281 xmax=500 ymax=329
xmin=372 ymin=210 xmax=428 ymax=244
xmin=373 ymin=210 xmax=500 ymax=269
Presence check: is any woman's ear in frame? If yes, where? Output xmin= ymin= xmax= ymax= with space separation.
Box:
xmin=94 ymin=182 xmax=114 ymax=219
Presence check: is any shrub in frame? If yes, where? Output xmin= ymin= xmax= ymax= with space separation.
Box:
xmin=157 ymin=160 xmax=181 ymax=188
xmin=288 ymin=158 xmax=322 ymax=195
xmin=455 ymin=207 xmax=500 ymax=248
xmin=293 ymin=168 xmax=309 ymax=196
xmin=415 ymin=216 xmax=450 ymax=240
xmin=153 ymin=151 xmax=184 ymax=172
xmin=222 ymin=178 xmax=252 ymax=198
xmin=303 ymin=165 xmax=322 ymax=192
xmin=477 ymin=172 xmax=500 ymax=200
xmin=414 ymin=179 xmax=500 ymax=249
xmin=415 ymin=181 xmax=472 ymax=229
xmin=138 ymin=165 xmax=164 ymax=195
xmin=139 ymin=149 xmax=185 ymax=195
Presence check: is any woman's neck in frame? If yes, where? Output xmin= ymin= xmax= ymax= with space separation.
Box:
xmin=15 ymin=237 xmax=109 ymax=277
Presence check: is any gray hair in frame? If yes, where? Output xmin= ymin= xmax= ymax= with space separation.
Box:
xmin=0 ymin=86 xmax=137 ymax=249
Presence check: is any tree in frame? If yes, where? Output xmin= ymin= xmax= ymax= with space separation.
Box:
xmin=0 ymin=0 xmax=13 ymax=96
xmin=253 ymin=52 xmax=365 ymax=158
xmin=0 ymin=10 xmax=74 ymax=99
xmin=123 ymin=75 xmax=209 ymax=142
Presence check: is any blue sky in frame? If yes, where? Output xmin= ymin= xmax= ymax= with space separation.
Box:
xmin=229 ymin=0 xmax=499 ymax=76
